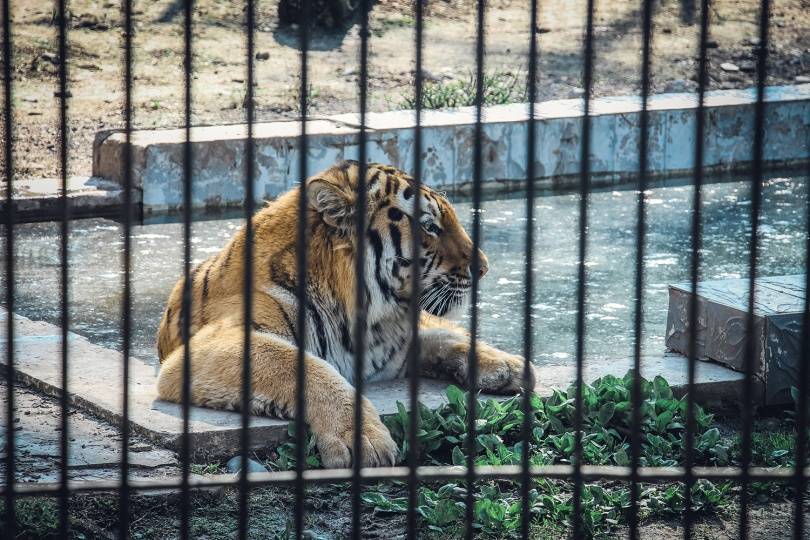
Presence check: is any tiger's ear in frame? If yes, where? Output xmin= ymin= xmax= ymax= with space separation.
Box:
xmin=307 ymin=177 xmax=355 ymax=232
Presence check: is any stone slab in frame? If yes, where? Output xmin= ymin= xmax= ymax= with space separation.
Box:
xmin=0 ymin=379 xmax=179 ymax=485
xmin=2 ymin=308 xmax=750 ymax=458
xmin=91 ymin=85 xmax=810 ymax=214
xmin=665 ymin=275 xmax=805 ymax=404
xmin=0 ymin=176 xmax=138 ymax=223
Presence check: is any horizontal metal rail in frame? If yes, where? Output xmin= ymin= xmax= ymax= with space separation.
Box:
xmin=5 ymin=464 xmax=810 ymax=498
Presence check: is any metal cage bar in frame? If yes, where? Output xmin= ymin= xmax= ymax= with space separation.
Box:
xmin=739 ymin=0 xmax=771 ymax=535
xmin=238 ymin=0 xmax=257 ymax=537
xmin=464 ymin=0 xmax=487 ymax=537
xmin=350 ymin=0 xmax=371 ymax=536
xmin=629 ymin=0 xmax=654 ymax=536
xmin=520 ymin=0 xmax=539 ymax=537
xmin=2 ymin=0 xmax=15 ymax=535
xmin=119 ymin=0 xmax=135 ymax=536
xmin=405 ymin=0 xmax=425 ymax=537
xmin=5 ymin=463 xmax=809 ymax=498
xmin=572 ymin=0 xmax=596 ymax=535
xmin=56 ymin=0 xmax=71 ymax=536
xmin=684 ymin=0 xmax=712 ymax=535
xmin=293 ymin=0 xmax=311 ymax=535
xmin=180 ymin=1 xmax=195 ymax=538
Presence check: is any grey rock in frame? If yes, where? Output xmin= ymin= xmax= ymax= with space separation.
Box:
xmin=226 ymin=456 xmax=268 ymax=474
xmin=720 ymin=62 xmax=740 ymax=72
xmin=420 ymin=69 xmax=442 ymax=82
xmin=664 ymin=79 xmax=693 ymax=93
xmin=795 ymin=75 xmax=810 ymax=83
xmin=739 ymin=61 xmax=756 ymax=73
xmin=567 ymin=87 xmax=585 ymax=98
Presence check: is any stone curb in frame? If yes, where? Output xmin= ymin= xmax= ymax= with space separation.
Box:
xmin=90 ymin=85 xmax=810 ymax=214
xmin=0 ymin=176 xmax=138 ymax=223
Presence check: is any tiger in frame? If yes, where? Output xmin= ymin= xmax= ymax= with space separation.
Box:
xmin=156 ymin=160 xmax=535 ymax=468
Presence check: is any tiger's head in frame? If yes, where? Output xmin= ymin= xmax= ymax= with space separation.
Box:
xmin=307 ymin=160 xmax=488 ymax=317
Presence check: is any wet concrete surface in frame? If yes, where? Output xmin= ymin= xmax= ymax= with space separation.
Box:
xmin=0 ymin=173 xmax=806 ymax=368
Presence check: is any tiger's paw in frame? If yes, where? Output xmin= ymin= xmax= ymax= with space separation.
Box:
xmin=315 ymin=401 xmax=399 ymax=469
xmin=475 ymin=345 xmax=535 ymax=395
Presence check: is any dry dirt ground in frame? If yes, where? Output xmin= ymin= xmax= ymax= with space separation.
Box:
xmin=0 ymin=0 xmax=807 ymax=181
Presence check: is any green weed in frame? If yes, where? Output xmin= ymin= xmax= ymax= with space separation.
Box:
xmin=267 ymin=371 xmax=798 ymax=537
xmin=399 ymin=71 xmax=526 ymax=110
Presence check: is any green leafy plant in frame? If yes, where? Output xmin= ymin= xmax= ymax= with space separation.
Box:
xmin=267 ymin=371 xmax=795 ymax=538
xmin=267 ymin=422 xmax=321 ymax=471
xmin=399 ymin=71 xmax=527 ymax=110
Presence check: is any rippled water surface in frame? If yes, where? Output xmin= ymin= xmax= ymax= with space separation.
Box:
xmin=2 ymin=174 xmax=806 ymax=368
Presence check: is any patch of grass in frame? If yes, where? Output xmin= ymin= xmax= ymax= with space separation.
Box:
xmin=398 ymin=71 xmax=526 ymax=110
xmin=0 ymin=498 xmax=62 ymax=539
xmin=190 ymin=462 xmax=225 ymax=475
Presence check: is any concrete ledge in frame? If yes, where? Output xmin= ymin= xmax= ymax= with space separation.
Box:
xmin=0 ymin=176 xmax=139 ymax=223
xmin=91 ymin=85 xmax=810 ymax=214
xmin=1 ymin=308 xmax=752 ymax=458
xmin=666 ymin=274 xmax=804 ymax=405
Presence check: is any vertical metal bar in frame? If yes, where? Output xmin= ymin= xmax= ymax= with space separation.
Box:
xmin=351 ymin=0 xmax=371 ymax=535
xmin=2 ymin=0 xmax=15 ymax=534
xmin=405 ymin=0 xmax=425 ymax=536
xmin=119 ymin=0 xmax=134 ymax=536
xmin=56 ymin=0 xmax=71 ymax=535
xmin=793 ymin=167 xmax=810 ymax=539
xmin=519 ymin=0 xmax=538 ymax=538
xmin=683 ymin=0 xmax=711 ymax=536
xmin=571 ymin=0 xmax=595 ymax=535
xmin=293 ymin=0 xmax=310 ymax=536
xmin=238 ymin=0 xmax=256 ymax=538
xmin=464 ymin=0 xmax=486 ymax=537
xmin=628 ymin=0 xmax=653 ymax=537
xmin=739 ymin=0 xmax=770 ymax=536
xmin=179 ymin=0 xmax=194 ymax=538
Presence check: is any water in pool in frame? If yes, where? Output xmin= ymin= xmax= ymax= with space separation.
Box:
xmin=1 ymin=174 xmax=806 ymax=370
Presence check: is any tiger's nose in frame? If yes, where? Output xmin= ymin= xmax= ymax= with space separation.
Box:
xmin=470 ymin=249 xmax=489 ymax=279
xmin=478 ymin=250 xmax=489 ymax=278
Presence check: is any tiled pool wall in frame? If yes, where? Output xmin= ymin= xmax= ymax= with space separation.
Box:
xmin=92 ymin=84 xmax=810 ymax=213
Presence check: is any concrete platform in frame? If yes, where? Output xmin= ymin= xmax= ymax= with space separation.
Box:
xmin=1 ymin=308 xmax=749 ymax=458
xmin=91 ymin=84 xmax=810 ymax=214
xmin=0 ymin=176 xmax=138 ymax=223
xmin=666 ymin=274 xmax=806 ymax=405
xmin=0 ymin=379 xmax=180 ymax=484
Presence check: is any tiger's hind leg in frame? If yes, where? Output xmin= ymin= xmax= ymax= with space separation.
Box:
xmin=156 ymin=321 xmax=398 ymax=468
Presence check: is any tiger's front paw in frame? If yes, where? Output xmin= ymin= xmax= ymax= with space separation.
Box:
xmin=475 ymin=345 xmax=535 ymax=394
xmin=314 ymin=399 xmax=399 ymax=469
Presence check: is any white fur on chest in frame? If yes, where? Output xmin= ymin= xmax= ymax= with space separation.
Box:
xmin=263 ymin=283 xmax=410 ymax=385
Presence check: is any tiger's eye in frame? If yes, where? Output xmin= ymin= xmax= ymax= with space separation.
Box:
xmin=423 ymin=222 xmax=442 ymax=235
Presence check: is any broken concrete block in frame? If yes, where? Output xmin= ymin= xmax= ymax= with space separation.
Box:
xmin=665 ymin=274 xmax=805 ymax=404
